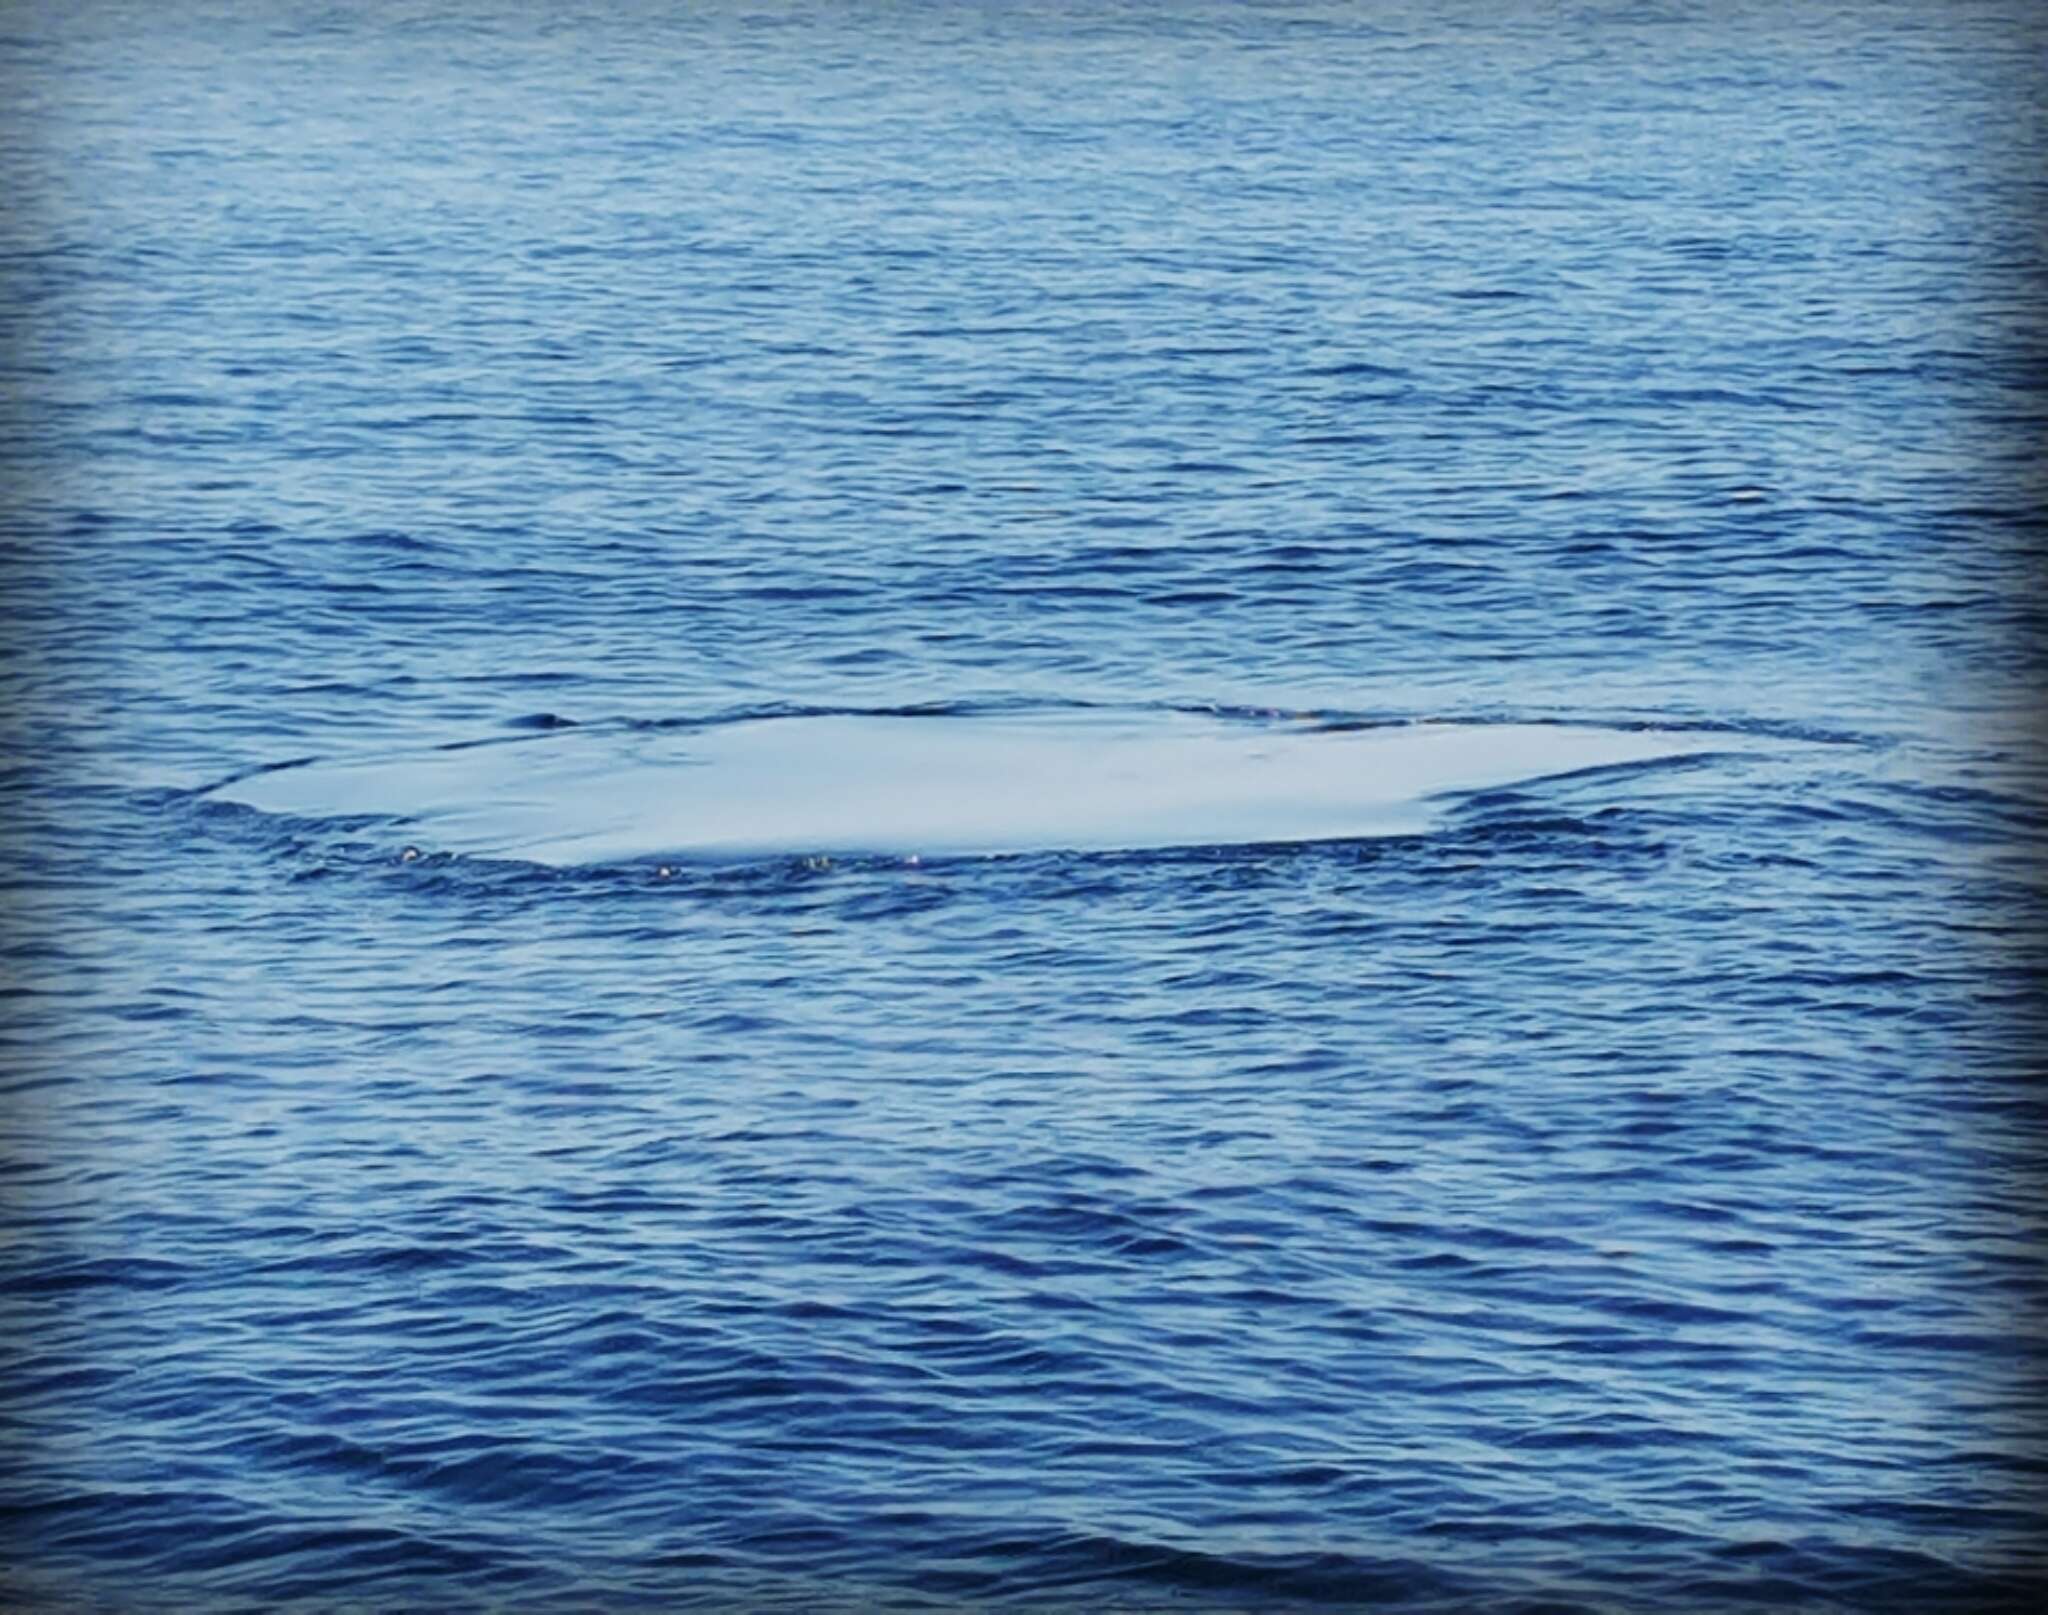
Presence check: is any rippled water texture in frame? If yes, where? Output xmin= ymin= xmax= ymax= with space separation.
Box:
xmin=3 ymin=2 xmax=2046 ymax=1611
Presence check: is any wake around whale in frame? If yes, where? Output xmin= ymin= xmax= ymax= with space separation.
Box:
xmin=206 ymin=707 xmax=1773 ymax=867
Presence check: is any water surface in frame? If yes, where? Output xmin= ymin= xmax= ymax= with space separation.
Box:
xmin=2 ymin=2 xmax=2045 ymax=1611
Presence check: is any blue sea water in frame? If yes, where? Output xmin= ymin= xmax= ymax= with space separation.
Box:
xmin=3 ymin=1 xmax=2047 ymax=1609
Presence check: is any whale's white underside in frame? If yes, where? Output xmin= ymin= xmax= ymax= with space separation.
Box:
xmin=211 ymin=710 xmax=1762 ymax=866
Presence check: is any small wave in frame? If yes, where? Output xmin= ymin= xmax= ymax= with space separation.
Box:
xmin=902 ymin=1527 xmax=1482 ymax=1605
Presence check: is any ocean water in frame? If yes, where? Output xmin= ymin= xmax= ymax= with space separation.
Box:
xmin=3 ymin=1 xmax=2046 ymax=1610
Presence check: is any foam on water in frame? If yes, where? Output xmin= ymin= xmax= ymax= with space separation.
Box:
xmin=208 ymin=709 xmax=1768 ymax=865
